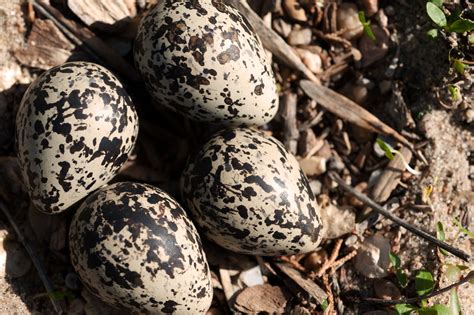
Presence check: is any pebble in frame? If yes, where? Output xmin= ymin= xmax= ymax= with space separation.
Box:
xmin=359 ymin=25 xmax=390 ymax=67
xmin=337 ymin=3 xmax=363 ymax=40
xmin=239 ymin=265 xmax=265 ymax=287
xmin=309 ymin=180 xmax=322 ymax=196
xmin=362 ymin=0 xmax=378 ymax=17
xmin=354 ymin=234 xmax=390 ymax=278
xmin=379 ymin=80 xmax=392 ymax=94
xmin=304 ymin=250 xmax=328 ymax=271
xmin=349 ymin=182 xmax=368 ymax=208
xmin=328 ymin=154 xmax=345 ymax=171
xmin=2 ymin=240 xmax=32 ymax=278
xmin=273 ymin=18 xmax=292 ymax=38
xmin=283 ymin=0 xmax=307 ymax=22
xmin=351 ymin=84 xmax=368 ymax=104
xmin=65 ymin=272 xmax=81 ymax=290
xmin=320 ymin=204 xmax=356 ymax=239
xmin=373 ymin=279 xmax=402 ymax=300
xmin=287 ymin=27 xmax=312 ymax=46
xmin=296 ymin=48 xmax=322 ymax=74
xmin=299 ymin=156 xmax=327 ymax=176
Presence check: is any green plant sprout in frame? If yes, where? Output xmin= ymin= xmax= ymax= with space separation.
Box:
xmin=447 ymin=85 xmax=460 ymax=101
xmin=358 ymin=11 xmax=376 ymax=41
xmin=426 ymin=1 xmax=474 ymax=36
xmin=390 ymin=252 xmax=408 ymax=287
xmin=376 ymin=138 xmax=421 ymax=176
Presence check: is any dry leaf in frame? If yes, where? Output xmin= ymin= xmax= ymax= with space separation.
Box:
xmin=234 ymin=284 xmax=289 ymax=313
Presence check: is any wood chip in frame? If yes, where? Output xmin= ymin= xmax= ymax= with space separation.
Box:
xmin=280 ymin=92 xmax=299 ymax=154
xmin=369 ymin=147 xmax=412 ymax=202
xmin=299 ymin=80 xmax=412 ymax=150
xmin=234 ymin=284 xmax=289 ymax=313
xmin=68 ymin=0 xmax=133 ymax=33
xmin=273 ymin=262 xmax=327 ymax=304
xmin=15 ymin=19 xmax=74 ymax=69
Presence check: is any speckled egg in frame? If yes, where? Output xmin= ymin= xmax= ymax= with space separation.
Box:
xmin=134 ymin=0 xmax=278 ymax=125
xmin=69 ymin=182 xmax=213 ymax=314
xmin=182 ymin=128 xmax=323 ymax=256
xmin=16 ymin=62 xmax=138 ymax=214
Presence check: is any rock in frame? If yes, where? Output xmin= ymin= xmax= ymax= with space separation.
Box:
xmin=351 ymin=84 xmax=368 ymax=104
xmin=299 ymin=156 xmax=327 ymax=176
xmin=362 ymin=0 xmax=378 ymax=17
xmin=273 ymin=18 xmax=292 ymax=38
xmin=373 ymin=279 xmax=401 ymax=300
xmin=354 ymin=234 xmax=390 ymax=278
xmin=309 ymin=180 xmax=322 ymax=196
xmin=68 ymin=298 xmax=86 ymax=315
xmin=283 ymin=0 xmax=307 ymax=22
xmin=239 ymin=265 xmax=264 ymax=287
xmin=296 ymin=48 xmax=322 ymax=74
xmin=375 ymin=9 xmax=388 ymax=28
xmin=337 ymin=3 xmax=363 ymax=40
xmin=320 ymin=204 xmax=355 ymax=239
xmin=287 ymin=27 xmax=312 ymax=46
xmin=359 ymin=25 xmax=390 ymax=67
xmin=304 ymin=250 xmax=328 ymax=272
xmin=3 ymin=240 xmax=32 ymax=278
xmin=65 ymin=272 xmax=81 ymax=290
xmin=327 ymin=154 xmax=345 ymax=171
xmin=0 ymin=62 xmax=22 ymax=91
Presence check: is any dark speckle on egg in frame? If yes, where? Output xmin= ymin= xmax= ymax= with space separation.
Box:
xmin=15 ymin=62 xmax=139 ymax=214
xmin=69 ymin=182 xmax=213 ymax=314
xmin=181 ymin=128 xmax=323 ymax=256
xmin=134 ymin=0 xmax=278 ymax=126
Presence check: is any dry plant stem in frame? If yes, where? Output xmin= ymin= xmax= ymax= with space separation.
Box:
xmin=360 ymin=271 xmax=474 ymax=305
xmin=0 ymin=200 xmax=64 ymax=315
xmin=299 ymin=80 xmax=415 ymax=154
xmin=316 ymin=239 xmax=343 ymax=278
xmin=218 ymin=268 xmax=235 ymax=311
xmin=322 ymin=274 xmax=335 ymax=315
xmin=329 ymin=172 xmax=471 ymax=262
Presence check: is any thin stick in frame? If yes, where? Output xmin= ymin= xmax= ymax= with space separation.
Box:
xmin=328 ymin=172 xmax=470 ymax=262
xmin=0 ymin=200 xmax=64 ymax=314
xmin=358 ymin=271 xmax=474 ymax=305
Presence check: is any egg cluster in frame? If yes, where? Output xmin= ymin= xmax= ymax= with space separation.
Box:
xmin=15 ymin=0 xmax=322 ymax=314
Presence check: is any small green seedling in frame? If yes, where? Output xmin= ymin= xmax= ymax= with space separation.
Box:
xmin=358 ymin=11 xmax=376 ymax=41
xmin=426 ymin=1 xmax=474 ymax=35
xmin=390 ymin=252 xmax=408 ymax=288
xmin=376 ymin=138 xmax=421 ymax=176
xmin=447 ymin=85 xmax=460 ymax=101
xmin=436 ymin=222 xmax=449 ymax=255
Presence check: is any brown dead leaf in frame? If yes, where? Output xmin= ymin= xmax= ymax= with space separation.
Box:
xmin=234 ymin=284 xmax=289 ymax=314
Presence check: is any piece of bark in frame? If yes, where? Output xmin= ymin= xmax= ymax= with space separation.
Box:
xmin=226 ymin=0 xmax=320 ymax=84
xmin=280 ymin=92 xmax=299 ymax=154
xmin=299 ymin=80 xmax=412 ymax=150
xmin=273 ymin=262 xmax=327 ymax=304
xmin=68 ymin=0 xmax=133 ymax=33
xmin=369 ymin=147 xmax=412 ymax=203
xmin=234 ymin=284 xmax=289 ymax=313
xmin=33 ymin=1 xmax=140 ymax=82
xmin=15 ymin=19 xmax=74 ymax=69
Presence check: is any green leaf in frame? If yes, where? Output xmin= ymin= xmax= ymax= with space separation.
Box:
xmin=48 ymin=290 xmax=75 ymax=300
xmin=436 ymin=222 xmax=449 ymax=255
xmin=449 ymin=288 xmax=461 ymax=315
xmin=452 ymin=59 xmax=466 ymax=75
xmin=447 ymin=18 xmax=474 ymax=33
xmin=453 ymin=218 xmax=474 ymax=238
xmin=426 ymin=2 xmax=447 ymax=27
xmin=416 ymin=270 xmax=435 ymax=296
xmin=468 ymin=33 xmax=474 ymax=45
xmin=389 ymin=252 xmax=401 ymax=268
xmin=321 ymin=299 xmax=328 ymax=311
xmin=376 ymin=138 xmax=395 ymax=160
xmin=430 ymin=0 xmax=443 ymax=7
xmin=394 ymin=303 xmax=417 ymax=315
xmin=418 ymin=304 xmax=450 ymax=315
xmin=448 ymin=85 xmax=460 ymax=101
xmin=427 ymin=28 xmax=439 ymax=38
xmin=358 ymin=11 xmax=376 ymax=41
xmin=397 ymin=269 xmax=408 ymax=288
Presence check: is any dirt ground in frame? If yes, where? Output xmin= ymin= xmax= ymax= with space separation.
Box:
xmin=0 ymin=0 xmax=473 ymax=314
